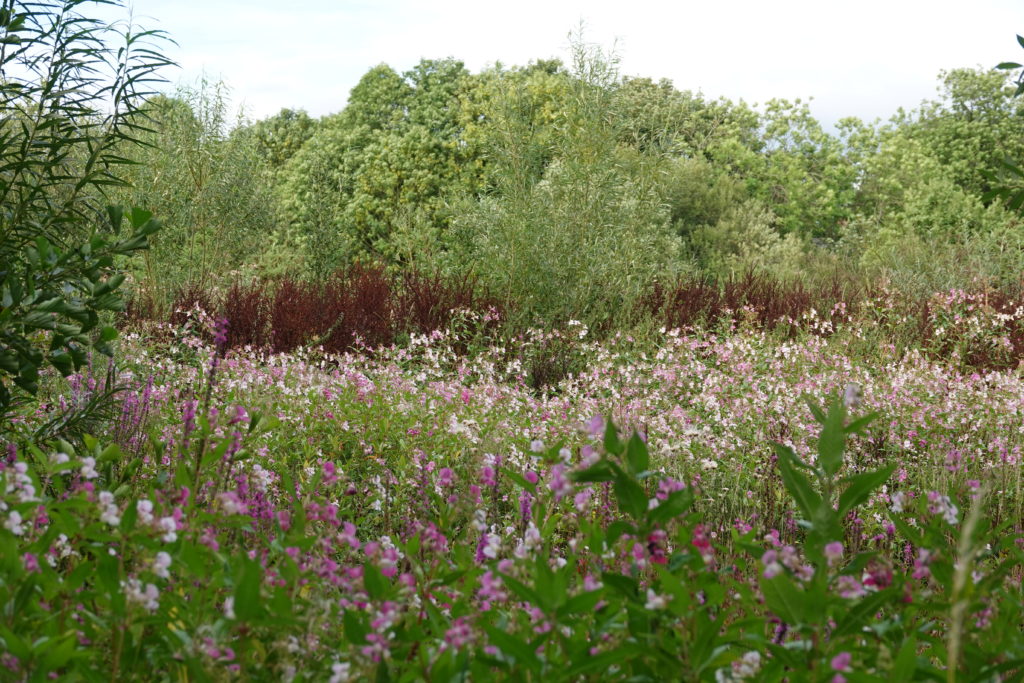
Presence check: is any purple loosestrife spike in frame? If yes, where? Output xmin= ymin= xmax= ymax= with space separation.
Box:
xmin=843 ymin=383 xmax=862 ymax=410
xmin=214 ymin=317 xmax=229 ymax=351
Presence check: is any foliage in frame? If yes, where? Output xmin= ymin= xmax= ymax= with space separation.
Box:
xmin=280 ymin=59 xmax=483 ymax=274
xmin=112 ymin=80 xmax=279 ymax=303
xmin=4 ymin=319 xmax=1024 ymax=678
xmin=0 ymin=1 xmax=168 ymax=423
xmin=450 ymin=40 xmax=682 ymax=327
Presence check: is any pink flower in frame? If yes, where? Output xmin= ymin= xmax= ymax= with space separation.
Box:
xmin=831 ymin=651 xmax=852 ymax=672
xmin=22 ymin=553 xmax=40 ymax=574
xmin=824 ymin=542 xmax=844 ymax=567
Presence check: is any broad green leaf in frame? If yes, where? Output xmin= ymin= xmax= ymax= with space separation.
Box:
xmin=625 ymin=432 xmax=649 ymax=474
xmin=761 ymin=575 xmax=808 ymax=625
xmin=817 ymin=399 xmax=847 ymax=477
xmin=604 ymin=419 xmax=623 ymax=456
xmin=838 ymin=464 xmax=895 ymax=517
xmin=363 ymin=562 xmax=388 ymax=600
xmin=774 ymin=445 xmax=821 ymax=520
xmin=614 ymin=475 xmax=647 ymax=519
xmin=234 ymin=559 xmax=263 ymax=621
xmin=482 ymin=624 xmax=541 ymax=670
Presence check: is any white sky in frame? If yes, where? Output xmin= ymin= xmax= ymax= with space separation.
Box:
xmin=114 ymin=0 xmax=1024 ymax=127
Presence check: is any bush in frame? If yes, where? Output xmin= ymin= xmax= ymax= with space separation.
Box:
xmin=0 ymin=1 xmax=168 ymax=426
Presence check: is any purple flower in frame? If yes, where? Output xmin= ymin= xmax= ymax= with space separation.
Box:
xmin=824 ymin=541 xmax=844 ymax=567
xmin=831 ymin=651 xmax=852 ymax=672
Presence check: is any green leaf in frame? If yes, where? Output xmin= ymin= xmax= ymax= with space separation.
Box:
xmin=499 ymin=572 xmax=545 ymax=608
xmin=761 ymin=575 xmax=808 ymax=625
xmin=649 ymin=487 xmax=694 ymax=525
xmin=601 ymin=572 xmax=639 ymax=600
xmin=502 ymin=467 xmax=535 ymax=493
xmin=38 ymin=633 xmax=76 ymax=671
xmin=844 ymin=412 xmax=877 ymax=435
xmin=997 ymin=61 xmax=1023 ymax=70
xmin=343 ymin=609 xmax=368 ymax=644
xmin=605 ymin=520 xmax=635 ymax=546
xmin=564 ymin=645 xmax=637 ymax=677
xmin=558 ymin=589 xmax=602 ymax=616
xmin=625 ymin=432 xmax=649 ymax=474
xmin=803 ymin=395 xmax=826 ymax=423
xmin=613 ymin=475 xmax=648 ymax=519
xmin=573 ymin=460 xmax=615 ymax=483
xmin=234 ymin=559 xmax=263 ymax=621
xmin=817 ymin=399 xmax=847 ymax=477
xmin=837 ymin=464 xmax=895 ymax=517
xmin=603 ymin=419 xmax=623 ymax=456
xmin=774 ymin=445 xmax=821 ymax=520
xmin=832 ymin=588 xmax=892 ymax=638
xmin=129 ymin=207 xmax=154 ymax=228
xmin=891 ymin=636 xmax=918 ymax=681
xmin=482 ymin=624 xmax=541 ymax=670
xmin=363 ymin=562 xmax=388 ymax=600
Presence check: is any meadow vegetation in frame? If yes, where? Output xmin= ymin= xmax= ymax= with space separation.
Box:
xmin=4 ymin=1 xmax=1024 ymax=680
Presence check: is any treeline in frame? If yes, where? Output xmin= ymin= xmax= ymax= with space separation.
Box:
xmin=112 ymin=43 xmax=1024 ymax=327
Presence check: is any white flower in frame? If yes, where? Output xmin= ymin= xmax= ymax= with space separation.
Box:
xmin=223 ymin=596 xmax=236 ymax=620
xmin=158 ymin=516 xmax=177 ymax=543
xmin=153 ymin=551 xmax=172 ymax=579
xmin=644 ymin=589 xmax=669 ymax=611
xmin=136 ymin=499 xmax=154 ymax=525
xmin=124 ymin=578 xmax=160 ymax=612
xmin=4 ymin=510 xmax=25 ymax=536
xmin=98 ymin=491 xmax=120 ymax=526
xmin=329 ymin=662 xmax=351 ymax=683
xmin=482 ymin=533 xmax=501 ymax=559
xmin=80 ymin=456 xmax=99 ymax=480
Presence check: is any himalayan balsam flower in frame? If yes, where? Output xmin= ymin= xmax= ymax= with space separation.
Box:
xmin=329 ymin=662 xmax=351 ymax=683
xmin=644 ymin=589 xmax=669 ymax=610
xmin=22 ymin=553 xmax=40 ymax=574
xmin=124 ymin=578 xmax=160 ymax=612
xmin=80 ymin=456 xmax=99 ymax=480
xmin=98 ymin=491 xmax=120 ymax=527
xmin=548 ymin=464 xmax=571 ymax=501
xmin=843 ymin=383 xmax=862 ymax=410
xmin=152 ymin=551 xmax=172 ymax=579
xmin=837 ymin=574 xmax=868 ymax=599
xmin=158 ymin=516 xmax=177 ymax=543
xmin=824 ymin=541 xmax=844 ymax=567
xmin=223 ymin=597 xmax=236 ymax=620
xmin=3 ymin=511 xmax=25 ymax=536
xmin=137 ymin=499 xmax=154 ymax=525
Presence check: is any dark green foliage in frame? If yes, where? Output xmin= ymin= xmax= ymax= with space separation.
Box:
xmin=0 ymin=0 xmax=169 ymax=422
xmin=281 ymin=59 xmax=483 ymax=274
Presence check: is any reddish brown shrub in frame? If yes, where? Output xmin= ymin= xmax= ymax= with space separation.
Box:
xmin=270 ymin=277 xmax=321 ymax=353
xmin=319 ymin=263 xmax=396 ymax=354
xmin=221 ymin=281 xmax=270 ymax=349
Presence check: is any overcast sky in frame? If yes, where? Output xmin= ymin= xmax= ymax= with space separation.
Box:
xmin=111 ymin=0 xmax=1024 ymax=127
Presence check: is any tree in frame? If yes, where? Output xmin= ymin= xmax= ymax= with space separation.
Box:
xmin=113 ymin=80 xmax=279 ymax=298
xmin=281 ymin=59 xmax=482 ymax=274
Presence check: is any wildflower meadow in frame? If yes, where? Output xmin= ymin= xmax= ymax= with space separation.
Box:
xmin=4 ymin=1 xmax=1024 ymax=680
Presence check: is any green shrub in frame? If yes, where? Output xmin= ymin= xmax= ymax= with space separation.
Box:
xmin=0 ymin=0 xmax=168 ymax=423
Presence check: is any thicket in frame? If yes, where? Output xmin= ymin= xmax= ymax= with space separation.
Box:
xmin=104 ymin=36 xmax=1024 ymax=331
